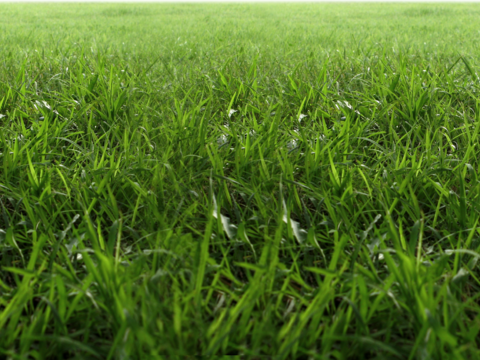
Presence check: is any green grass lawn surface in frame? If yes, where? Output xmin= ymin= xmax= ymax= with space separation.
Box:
xmin=2 ymin=3 xmax=480 ymax=358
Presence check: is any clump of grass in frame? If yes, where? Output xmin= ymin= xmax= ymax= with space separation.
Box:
xmin=1 ymin=3 xmax=480 ymax=359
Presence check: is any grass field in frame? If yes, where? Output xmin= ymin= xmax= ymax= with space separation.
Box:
xmin=2 ymin=2 xmax=480 ymax=358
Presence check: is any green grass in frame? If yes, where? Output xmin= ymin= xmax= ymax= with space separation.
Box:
xmin=2 ymin=2 xmax=480 ymax=358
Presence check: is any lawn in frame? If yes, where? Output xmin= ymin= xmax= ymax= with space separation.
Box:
xmin=1 ymin=2 xmax=480 ymax=358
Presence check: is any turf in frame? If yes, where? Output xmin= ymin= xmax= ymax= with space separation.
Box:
xmin=1 ymin=2 xmax=480 ymax=359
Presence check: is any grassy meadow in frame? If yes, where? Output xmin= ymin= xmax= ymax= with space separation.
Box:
xmin=2 ymin=2 xmax=480 ymax=358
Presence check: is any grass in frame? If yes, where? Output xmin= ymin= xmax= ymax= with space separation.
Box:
xmin=2 ymin=2 xmax=480 ymax=358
